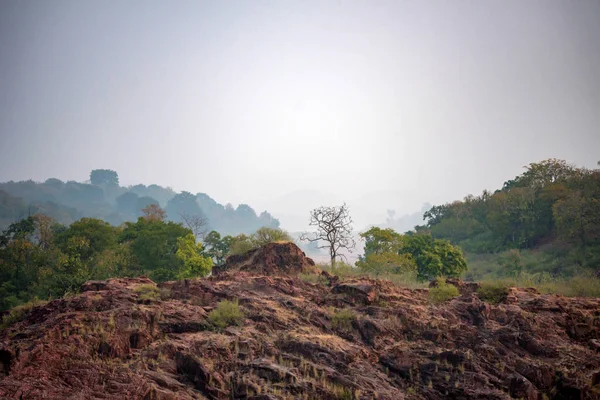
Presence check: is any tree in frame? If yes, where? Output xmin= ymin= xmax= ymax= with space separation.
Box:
xmin=203 ymin=231 xmax=233 ymax=266
xmin=180 ymin=213 xmax=209 ymax=239
xmin=166 ymin=192 xmax=205 ymax=224
xmin=300 ymin=203 xmax=356 ymax=267
xmin=116 ymin=192 xmax=139 ymax=215
xmin=360 ymin=227 xmax=402 ymax=257
xmin=90 ymin=169 xmax=119 ymax=186
xmin=119 ymin=218 xmax=191 ymax=282
xmin=55 ymin=218 xmax=117 ymax=261
xmin=175 ymin=234 xmax=213 ymax=278
xmin=141 ymin=204 xmax=166 ymax=222
xmin=401 ymin=234 xmax=467 ymax=281
xmin=228 ymin=234 xmax=255 ymax=256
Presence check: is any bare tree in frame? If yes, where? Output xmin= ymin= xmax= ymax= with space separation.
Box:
xmin=300 ymin=203 xmax=356 ymax=267
xmin=180 ymin=213 xmax=209 ymax=239
xmin=142 ymin=204 xmax=166 ymax=222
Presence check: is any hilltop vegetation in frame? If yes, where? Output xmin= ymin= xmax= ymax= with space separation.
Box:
xmin=0 ymin=169 xmax=279 ymax=235
xmin=414 ymin=159 xmax=600 ymax=281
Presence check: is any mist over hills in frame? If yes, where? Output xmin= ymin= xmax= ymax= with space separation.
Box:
xmin=0 ymin=169 xmax=279 ymax=236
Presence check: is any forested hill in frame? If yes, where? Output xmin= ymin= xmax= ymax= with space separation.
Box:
xmin=0 ymin=169 xmax=279 ymax=235
xmin=415 ymin=159 xmax=600 ymax=279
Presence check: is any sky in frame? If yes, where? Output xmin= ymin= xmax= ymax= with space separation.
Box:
xmin=1 ymin=0 xmax=599 ymax=231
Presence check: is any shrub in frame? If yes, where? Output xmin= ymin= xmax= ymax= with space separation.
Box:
xmin=0 ymin=298 xmax=47 ymax=330
xmin=477 ymin=282 xmax=509 ymax=305
xmin=134 ymin=284 xmax=160 ymax=301
xmin=331 ymin=308 xmax=356 ymax=331
xmin=429 ymin=278 xmax=459 ymax=304
xmin=228 ymin=227 xmax=294 ymax=256
xmin=251 ymin=227 xmax=293 ymax=246
xmin=299 ymin=273 xmax=326 ymax=284
xmin=208 ymin=299 xmax=244 ymax=329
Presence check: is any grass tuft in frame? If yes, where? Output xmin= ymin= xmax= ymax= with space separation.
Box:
xmin=0 ymin=298 xmax=48 ymax=330
xmin=208 ymin=299 xmax=244 ymax=329
xmin=134 ymin=284 xmax=160 ymax=301
xmin=477 ymin=282 xmax=509 ymax=304
xmin=429 ymin=278 xmax=459 ymax=304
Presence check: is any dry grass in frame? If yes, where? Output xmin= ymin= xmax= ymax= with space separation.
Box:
xmin=0 ymin=298 xmax=48 ymax=330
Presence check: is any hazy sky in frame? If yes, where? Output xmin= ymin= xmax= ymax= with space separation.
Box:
xmin=1 ymin=1 xmax=599 ymax=231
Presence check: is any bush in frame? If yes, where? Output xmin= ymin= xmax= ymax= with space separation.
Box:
xmin=0 ymin=298 xmax=47 ymax=330
xmin=134 ymin=284 xmax=160 ymax=301
xmin=228 ymin=227 xmax=294 ymax=256
xmin=251 ymin=227 xmax=293 ymax=246
xmin=429 ymin=278 xmax=459 ymax=304
xmin=477 ymin=282 xmax=509 ymax=305
xmin=331 ymin=308 xmax=356 ymax=331
xmin=208 ymin=299 xmax=244 ymax=329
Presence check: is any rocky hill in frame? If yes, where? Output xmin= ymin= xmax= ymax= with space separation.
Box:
xmin=1 ymin=244 xmax=599 ymax=399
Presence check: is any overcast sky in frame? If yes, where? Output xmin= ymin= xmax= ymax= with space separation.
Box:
xmin=1 ymin=0 xmax=599 ymax=231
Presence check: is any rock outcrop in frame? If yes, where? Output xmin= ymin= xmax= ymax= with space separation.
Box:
xmin=213 ymin=242 xmax=319 ymax=276
xmin=1 ymin=269 xmax=599 ymax=399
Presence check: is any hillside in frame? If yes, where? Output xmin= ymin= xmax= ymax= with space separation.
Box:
xmin=415 ymin=159 xmax=600 ymax=281
xmin=0 ymin=169 xmax=279 ymax=235
xmin=1 ymin=243 xmax=599 ymax=399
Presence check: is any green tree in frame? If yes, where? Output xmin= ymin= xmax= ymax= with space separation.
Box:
xmin=175 ymin=234 xmax=213 ymax=278
xmin=55 ymin=218 xmax=117 ymax=261
xmin=119 ymin=217 xmax=191 ymax=282
xmin=360 ymin=227 xmax=402 ymax=256
xmin=228 ymin=234 xmax=254 ymax=256
xmin=401 ymin=234 xmax=467 ymax=281
xmin=203 ymin=231 xmax=233 ymax=266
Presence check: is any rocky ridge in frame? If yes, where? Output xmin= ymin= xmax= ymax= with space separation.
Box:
xmin=0 ymin=243 xmax=599 ymax=399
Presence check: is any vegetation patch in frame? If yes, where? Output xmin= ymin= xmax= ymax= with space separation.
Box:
xmin=477 ymin=282 xmax=509 ymax=304
xmin=0 ymin=298 xmax=47 ymax=330
xmin=134 ymin=284 xmax=160 ymax=302
xmin=429 ymin=278 xmax=459 ymax=304
xmin=208 ymin=299 xmax=244 ymax=329
xmin=331 ymin=308 xmax=356 ymax=331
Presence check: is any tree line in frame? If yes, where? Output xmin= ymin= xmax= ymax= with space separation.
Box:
xmin=415 ymin=159 xmax=600 ymax=274
xmin=0 ymin=169 xmax=279 ymax=236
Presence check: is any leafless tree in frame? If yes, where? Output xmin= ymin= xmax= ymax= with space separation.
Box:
xmin=300 ymin=203 xmax=356 ymax=267
xmin=180 ymin=213 xmax=209 ymax=239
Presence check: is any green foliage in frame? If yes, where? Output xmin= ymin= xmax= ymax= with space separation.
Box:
xmin=208 ymin=299 xmax=244 ymax=329
xmin=400 ymin=234 xmax=467 ymax=281
xmin=358 ymin=227 xmax=467 ymax=281
xmin=119 ymin=217 xmax=191 ymax=280
xmin=477 ymin=282 xmax=509 ymax=305
xmin=419 ymin=159 xmax=600 ymax=274
xmin=202 ymin=230 xmax=233 ymax=266
xmin=428 ymin=278 xmax=460 ymax=304
xmin=356 ymin=252 xmax=416 ymax=277
xmin=228 ymin=227 xmax=293 ymax=256
xmin=175 ymin=234 xmax=213 ymax=278
xmin=134 ymin=284 xmax=160 ymax=301
xmin=360 ymin=227 xmax=402 ymax=256
xmin=251 ymin=226 xmax=293 ymax=246
xmin=331 ymin=308 xmax=356 ymax=331
xmin=55 ymin=218 xmax=117 ymax=261
xmin=228 ymin=234 xmax=255 ymax=256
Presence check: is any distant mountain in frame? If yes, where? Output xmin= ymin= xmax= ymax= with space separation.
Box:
xmin=0 ymin=170 xmax=279 ymax=235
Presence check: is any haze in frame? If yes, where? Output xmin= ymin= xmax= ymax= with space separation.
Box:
xmin=1 ymin=0 xmax=599 ymax=231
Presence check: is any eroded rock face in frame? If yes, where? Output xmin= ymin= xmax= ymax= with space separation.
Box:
xmin=213 ymin=242 xmax=319 ymax=276
xmin=0 ymin=272 xmax=599 ymax=399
